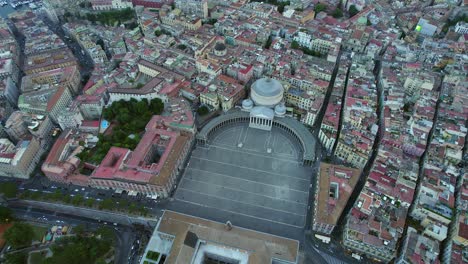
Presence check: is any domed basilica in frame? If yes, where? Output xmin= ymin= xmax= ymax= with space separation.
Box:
xmin=242 ymin=77 xmax=287 ymax=131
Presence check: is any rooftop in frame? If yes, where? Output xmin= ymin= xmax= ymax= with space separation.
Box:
xmin=21 ymin=65 xmax=78 ymax=93
xmin=315 ymin=163 xmax=361 ymax=228
xmin=92 ymin=128 xmax=189 ymax=186
xmin=23 ymin=48 xmax=77 ymax=73
xmin=251 ymin=77 xmax=284 ymax=97
xmin=155 ymin=211 xmax=299 ymax=264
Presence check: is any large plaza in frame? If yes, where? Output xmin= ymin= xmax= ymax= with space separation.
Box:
xmin=168 ymin=122 xmax=314 ymax=239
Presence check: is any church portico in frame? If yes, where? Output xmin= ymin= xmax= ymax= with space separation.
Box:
xmin=249 ymin=106 xmax=274 ymax=131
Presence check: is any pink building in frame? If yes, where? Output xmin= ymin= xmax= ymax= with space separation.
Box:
xmin=41 ymin=129 xmax=91 ymax=186
xmin=238 ymin=64 xmax=253 ymax=84
xmin=90 ymin=126 xmax=192 ymax=197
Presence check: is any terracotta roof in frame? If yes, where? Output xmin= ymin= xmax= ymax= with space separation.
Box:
xmin=46 ymin=86 xmax=67 ymax=112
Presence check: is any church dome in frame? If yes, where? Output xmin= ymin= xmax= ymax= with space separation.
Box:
xmin=250 ymin=77 xmax=284 ymax=107
xmin=242 ymin=99 xmax=253 ymax=110
xmin=214 ymin=42 xmax=227 ymax=56
xmin=275 ymin=103 xmax=286 ymax=116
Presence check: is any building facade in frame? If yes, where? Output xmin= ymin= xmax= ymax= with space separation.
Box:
xmin=174 ymin=0 xmax=208 ymax=18
xmin=0 ymin=137 xmax=42 ymax=179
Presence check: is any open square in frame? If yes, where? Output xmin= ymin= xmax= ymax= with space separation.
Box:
xmin=169 ymin=123 xmax=313 ymax=239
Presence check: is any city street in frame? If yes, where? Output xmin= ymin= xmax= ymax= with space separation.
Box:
xmin=8 ymin=199 xmax=159 ymax=228
xmin=38 ymin=13 xmax=95 ymax=80
xmin=18 ymin=174 xmax=165 ymax=210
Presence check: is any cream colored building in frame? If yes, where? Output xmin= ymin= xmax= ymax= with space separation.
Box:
xmin=199 ymin=91 xmax=219 ymax=110
xmin=335 ymin=142 xmax=368 ymax=169
xmin=0 ymin=137 xmax=42 ymax=179
xmin=319 ymin=128 xmax=336 ymax=152
xmin=47 ymin=87 xmax=73 ymax=123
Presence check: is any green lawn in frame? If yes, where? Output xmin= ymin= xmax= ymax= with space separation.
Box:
xmin=31 ymin=226 xmax=48 ymax=242
xmin=146 ymin=250 xmax=160 ymax=261
xmin=29 ymin=251 xmax=47 ymax=264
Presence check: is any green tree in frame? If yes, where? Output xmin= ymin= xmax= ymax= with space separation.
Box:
xmin=197 ymin=105 xmax=209 ymax=116
xmin=277 ymin=4 xmax=285 ymax=14
xmin=45 ymin=236 xmax=112 ymax=264
xmin=154 ymin=29 xmax=162 ymax=36
xmin=51 ymin=190 xmax=63 ymax=201
xmin=62 ymin=195 xmax=72 ymax=204
xmin=0 ymin=206 xmax=12 ymax=223
xmin=161 ymin=28 xmax=171 ymax=36
xmin=135 ymin=100 xmax=148 ymax=115
xmin=4 ymin=222 xmax=34 ymax=248
xmin=203 ymin=18 xmax=217 ymax=25
xmin=3 ymin=252 xmax=27 ymax=264
xmin=349 ymin=5 xmax=359 ymax=17
xmin=95 ymin=259 xmax=107 ymax=264
xmin=96 ymin=226 xmax=115 ymax=241
xmin=71 ymin=195 xmax=84 ymax=206
xmin=150 ymin=98 xmax=164 ymax=114
xmin=291 ymin=40 xmax=300 ymax=49
xmin=314 ymin=3 xmax=327 ymax=13
xmin=125 ymin=22 xmax=138 ymax=30
xmin=99 ymin=198 xmax=114 ymax=210
xmin=0 ymin=182 xmax=17 ymax=198
xmin=73 ymin=225 xmax=86 ymax=237
xmin=117 ymin=113 xmax=131 ymax=124
xmin=332 ymin=8 xmax=343 ymax=18
xmin=103 ymin=108 xmax=115 ymax=120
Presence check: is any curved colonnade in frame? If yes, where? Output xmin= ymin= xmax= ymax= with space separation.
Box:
xmin=197 ymin=111 xmax=316 ymax=166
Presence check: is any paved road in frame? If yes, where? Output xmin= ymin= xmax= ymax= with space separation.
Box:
xmin=8 ymin=199 xmax=159 ymax=228
xmin=19 ymin=174 xmax=165 ymax=210
xmin=303 ymin=238 xmax=354 ymax=264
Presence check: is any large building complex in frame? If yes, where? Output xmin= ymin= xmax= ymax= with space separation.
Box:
xmin=21 ymin=66 xmax=81 ymax=94
xmin=90 ymin=127 xmax=192 ymax=197
xmin=23 ymin=48 xmax=78 ymax=75
xmin=140 ymin=211 xmax=299 ymax=264
xmin=312 ymin=163 xmax=360 ymax=235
